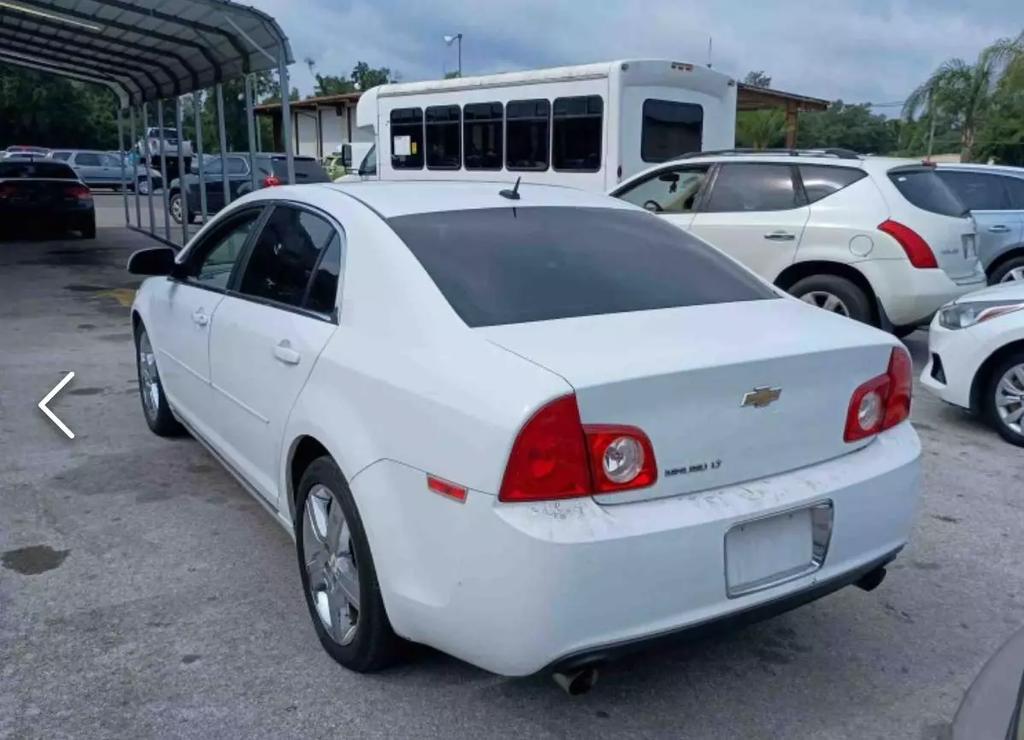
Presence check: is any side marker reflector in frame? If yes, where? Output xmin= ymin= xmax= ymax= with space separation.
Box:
xmin=427 ymin=475 xmax=467 ymax=503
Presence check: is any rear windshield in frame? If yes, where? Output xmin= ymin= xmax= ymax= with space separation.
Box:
xmin=269 ymin=158 xmax=329 ymax=182
xmin=388 ymin=206 xmax=775 ymax=327
xmin=0 ymin=161 xmax=76 ymax=179
xmin=888 ymin=167 xmax=966 ymax=217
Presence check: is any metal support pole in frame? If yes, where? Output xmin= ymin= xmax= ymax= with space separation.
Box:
xmin=142 ymin=102 xmax=155 ymax=236
xmin=245 ymin=74 xmax=258 ymax=192
xmin=278 ymin=57 xmax=295 ymax=184
xmin=130 ymin=106 xmax=141 ymax=227
xmin=215 ymin=84 xmax=231 ymax=208
xmin=193 ymin=90 xmax=208 ymax=221
xmin=256 ymin=111 xmax=262 ymax=152
xmin=175 ymin=97 xmax=188 ymax=246
xmin=117 ymin=108 xmax=128 ymax=226
xmin=156 ymin=102 xmax=171 ymax=241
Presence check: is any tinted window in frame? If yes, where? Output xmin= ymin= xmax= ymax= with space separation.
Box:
xmin=506 ymin=99 xmax=549 ymax=171
xmin=888 ymin=167 xmax=966 ymax=217
xmin=388 ymin=207 xmax=774 ymax=327
xmin=391 ymin=108 xmax=423 ymax=169
xmin=937 ymin=170 xmax=1011 ymax=211
xmin=426 ymin=105 xmax=461 ymax=170
xmin=239 ymin=207 xmax=335 ymax=308
xmin=1006 ymin=177 xmax=1024 ymax=209
xmin=192 ymin=211 xmax=261 ymax=289
xmin=306 ymin=234 xmax=342 ymax=315
xmin=704 ymin=163 xmax=802 ymax=212
xmin=260 ymin=158 xmax=329 ymax=182
xmin=798 ymin=165 xmax=866 ymax=204
xmin=641 ymin=100 xmax=703 ymax=163
xmin=75 ymin=153 xmax=102 ymax=166
xmin=0 ymin=161 xmax=76 ymax=179
xmin=553 ymin=96 xmax=603 ymax=171
xmin=616 ymin=167 xmax=709 ymax=213
xmin=464 ymin=102 xmax=503 ymax=170
xmin=50 ymin=151 xmax=72 ymax=161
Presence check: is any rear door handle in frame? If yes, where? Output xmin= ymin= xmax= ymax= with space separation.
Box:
xmin=764 ymin=231 xmax=796 ymax=241
xmin=191 ymin=308 xmax=208 ymax=327
xmin=273 ymin=341 xmax=301 ymax=366
xmin=988 ymin=225 xmax=1012 ymax=233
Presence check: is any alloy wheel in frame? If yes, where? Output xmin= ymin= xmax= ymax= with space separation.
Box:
xmin=138 ymin=331 xmax=161 ymax=421
xmin=302 ymin=485 xmax=361 ymax=646
xmin=1000 ymin=266 xmax=1024 ymax=283
xmin=138 ymin=179 xmax=150 ymax=195
xmin=995 ymin=363 xmax=1024 ymax=435
xmin=799 ymin=291 xmax=851 ymax=317
xmin=170 ymin=195 xmax=182 ymax=222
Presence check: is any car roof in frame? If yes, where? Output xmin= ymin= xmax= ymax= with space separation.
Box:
xmin=322 ymin=180 xmax=637 ymax=218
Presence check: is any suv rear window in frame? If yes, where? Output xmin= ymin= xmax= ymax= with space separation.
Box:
xmin=0 ymin=161 xmax=76 ymax=178
xmin=388 ymin=207 xmax=775 ymax=327
xmin=888 ymin=167 xmax=966 ymax=217
xmin=268 ymin=158 xmax=329 ymax=182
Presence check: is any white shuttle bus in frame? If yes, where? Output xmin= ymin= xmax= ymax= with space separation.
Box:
xmin=351 ymin=59 xmax=737 ymax=192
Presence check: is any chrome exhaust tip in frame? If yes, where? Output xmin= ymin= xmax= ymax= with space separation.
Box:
xmin=552 ymin=666 xmax=599 ymax=695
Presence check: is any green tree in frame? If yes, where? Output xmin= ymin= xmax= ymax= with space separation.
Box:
xmin=313 ymin=73 xmax=355 ymax=96
xmin=903 ymin=34 xmax=1024 ymax=160
xmin=974 ymin=53 xmax=1024 ymax=164
xmin=796 ymin=100 xmax=897 ymax=153
xmin=736 ymin=110 xmax=785 ymax=149
xmin=351 ymin=61 xmax=393 ymax=90
xmin=742 ymin=70 xmax=772 ymax=88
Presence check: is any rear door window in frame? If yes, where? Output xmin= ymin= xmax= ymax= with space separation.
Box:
xmin=387 ymin=206 xmax=774 ymax=327
xmin=75 ymin=153 xmax=102 ymax=167
xmin=1006 ymin=177 xmax=1024 ymax=209
xmin=936 ymin=170 xmax=1011 ymax=211
xmin=641 ymin=100 xmax=703 ymax=163
xmin=703 ymin=163 xmax=803 ymax=212
xmin=798 ymin=165 xmax=866 ymax=204
xmin=888 ymin=167 xmax=966 ymax=217
xmin=238 ymin=206 xmax=337 ymax=309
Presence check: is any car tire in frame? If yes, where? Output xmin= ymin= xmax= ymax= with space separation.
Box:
xmin=136 ymin=177 xmax=150 ymax=195
xmin=134 ymin=323 xmax=184 ymax=437
xmin=80 ymin=220 xmax=96 ymax=239
xmin=985 ymin=351 xmax=1024 ymax=447
xmin=295 ymin=456 xmax=402 ymax=673
xmin=169 ymin=192 xmax=195 ymax=225
xmin=989 ymin=256 xmax=1024 ymax=285
xmin=789 ymin=274 xmax=873 ymax=325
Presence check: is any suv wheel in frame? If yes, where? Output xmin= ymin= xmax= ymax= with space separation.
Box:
xmin=295 ymin=457 xmax=402 ymax=672
xmin=986 ymin=352 xmax=1024 ymax=447
xmin=991 ymin=257 xmax=1024 ymax=285
xmin=168 ymin=192 xmax=196 ymax=224
xmin=789 ymin=275 xmax=872 ymax=325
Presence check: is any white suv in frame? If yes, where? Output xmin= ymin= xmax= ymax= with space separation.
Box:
xmin=611 ymin=151 xmax=986 ymax=333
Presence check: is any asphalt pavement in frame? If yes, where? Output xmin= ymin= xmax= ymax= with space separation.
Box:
xmin=0 ymin=226 xmax=1022 ymax=739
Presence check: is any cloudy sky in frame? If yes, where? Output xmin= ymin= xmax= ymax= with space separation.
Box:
xmin=251 ymin=0 xmax=1022 ymax=111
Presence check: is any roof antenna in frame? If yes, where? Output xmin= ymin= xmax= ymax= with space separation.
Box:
xmin=499 ymin=176 xmax=521 ymax=200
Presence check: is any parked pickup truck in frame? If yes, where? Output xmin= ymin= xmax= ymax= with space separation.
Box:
xmin=166 ymin=152 xmax=328 ymax=224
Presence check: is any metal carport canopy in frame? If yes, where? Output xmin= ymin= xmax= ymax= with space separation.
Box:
xmin=0 ymin=0 xmax=293 ymax=106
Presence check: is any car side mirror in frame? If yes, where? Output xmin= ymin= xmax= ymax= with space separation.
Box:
xmin=127 ymin=247 xmax=177 ymax=276
xmin=658 ymin=172 xmax=680 ymax=183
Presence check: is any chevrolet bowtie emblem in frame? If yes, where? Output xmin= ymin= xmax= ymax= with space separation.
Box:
xmin=741 ymin=387 xmax=782 ymax=408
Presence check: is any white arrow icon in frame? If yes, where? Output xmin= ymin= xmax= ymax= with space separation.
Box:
xmin=39 ymin=371 xmax=76 ymax=439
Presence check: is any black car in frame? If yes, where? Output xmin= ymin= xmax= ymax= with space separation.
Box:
xmin=0 ymin=160 xmax=95 ymax=239
xmin=167 ymin=153 xmax=328 ymax=224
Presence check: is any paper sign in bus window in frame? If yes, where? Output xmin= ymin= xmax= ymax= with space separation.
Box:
xmin=394 ymin=135 xmax=411 ymax=156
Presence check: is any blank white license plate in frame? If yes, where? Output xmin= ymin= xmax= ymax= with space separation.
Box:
xmin=725 ymin=508 xmax=815 ymax=597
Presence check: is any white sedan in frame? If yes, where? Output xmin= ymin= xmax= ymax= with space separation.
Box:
xmin=922 ymin=282 xmax=1024 ymax=446
xmin=127 ymin=181 xmax=921 ymax=688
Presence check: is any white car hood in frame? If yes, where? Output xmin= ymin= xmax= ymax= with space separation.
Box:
xmin=953 ymin=282 xmax=1024 ymax=304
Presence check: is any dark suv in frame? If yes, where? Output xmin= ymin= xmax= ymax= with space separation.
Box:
xmin=167 ymin=153 xmax=328 ymax=224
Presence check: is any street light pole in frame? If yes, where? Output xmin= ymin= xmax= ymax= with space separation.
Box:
xmin=444 ymin=33 xmax=463 ymax=77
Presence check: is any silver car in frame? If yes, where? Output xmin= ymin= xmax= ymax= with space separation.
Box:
xmin=937 ymin=164 xmax=1024 ymax=283
xmin=48 ymin=149 xmax=162 ymax=193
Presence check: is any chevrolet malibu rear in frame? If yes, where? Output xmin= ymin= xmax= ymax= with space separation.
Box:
xmin=131 ymin=182 xmax=921 ymax=682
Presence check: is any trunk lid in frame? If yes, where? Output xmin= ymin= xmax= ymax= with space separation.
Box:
xmin=884 ymin=165 xmax=982 ymax=282
xmin=481 ymin=299 xmax=897 ymax=503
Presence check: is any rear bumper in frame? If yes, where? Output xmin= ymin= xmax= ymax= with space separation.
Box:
xmin=860 ymin=260 xmax=987 ymax=327
xmin=350 ymin=423 xmax=921 ymax=676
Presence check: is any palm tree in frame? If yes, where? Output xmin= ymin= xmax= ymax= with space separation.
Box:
xmin=736 ymin=110 xmax=785 ymax=150
xmin=904 ymin=34 xmax=1024 ymax=160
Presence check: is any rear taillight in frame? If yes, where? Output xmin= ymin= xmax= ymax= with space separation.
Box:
xmin=498 ymin=395 xmax=657 ymax=502
xmin=844 ymin=347 xmax=912 ymax=442
xmin=878 ymin=220 xmax=938 ymax=269
xmin=64 ymin=184 xmax=91 ymax=200
xmin=263 ymin=174 xmax=282 ymax=187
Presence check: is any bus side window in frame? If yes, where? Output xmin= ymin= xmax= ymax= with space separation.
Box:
xmin=391 ymin=108 xmax=424 ymax=169
xmin=506 ymin=99 xmax=550 ymax=172
xmin=552 ymin=96 xmax=603 ymax=172
xmin=425 ymin=105 xmax=461 ymax=170
xmin=464 ymin=102 xmax=503 ymax=170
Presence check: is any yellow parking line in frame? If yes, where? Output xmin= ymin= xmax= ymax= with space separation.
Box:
xmin=94 ymin=288 xmax=137 ymax=308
